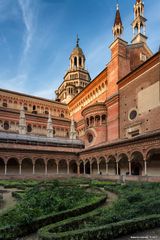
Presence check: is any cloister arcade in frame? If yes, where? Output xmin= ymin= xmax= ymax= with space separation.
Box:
xmin=0 ymin=147 xmax=160 ymax=177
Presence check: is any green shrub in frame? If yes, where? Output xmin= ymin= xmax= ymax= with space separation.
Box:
xmin=0 ymin=181 xmax=106 ymax=239
xmin=38 ymin=214 xmax=160 ymax=240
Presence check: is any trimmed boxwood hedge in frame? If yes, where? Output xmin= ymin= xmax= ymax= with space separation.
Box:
xmin=11 ymin=190 xmax=25 ymax=200
xmin=0 ymin=195 xmax=106 ymax=240
xmin=38 ymin=214 xmax=160 ymax=240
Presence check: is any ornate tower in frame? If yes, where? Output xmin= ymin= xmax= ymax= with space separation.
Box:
xmin=19 ymin=106 xmax=27 ymax=135
xmin=55 ymin=36 xmax=91 ymax=104
xmin=131 ymin=0 xmax=147 ymax=44
xmin=112 ymin=3 xmax=123 ymax=39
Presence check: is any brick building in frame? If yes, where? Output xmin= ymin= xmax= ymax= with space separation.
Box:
xmin=0 ymin=0 xmax=160 ymax=180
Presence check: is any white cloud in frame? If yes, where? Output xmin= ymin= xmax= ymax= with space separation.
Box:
xmin=32 ymin=88 xmax=54 ymax=99
xmin=0 ymin=74 xmax=27 ymax=92
xmin=18 ymin=0 xmax=34 ymax=61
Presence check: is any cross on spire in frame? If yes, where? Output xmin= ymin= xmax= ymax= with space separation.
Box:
xmin=76 ymin=34 xmax=80 ymax=47
xmin=116 ymin=0 xmax=119 ymax=10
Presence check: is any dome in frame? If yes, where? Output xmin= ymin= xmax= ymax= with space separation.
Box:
xmin=70 ymin=46 xmax=85 ymax=57
xmin=70 ymin=35 xmax=85 ymax=58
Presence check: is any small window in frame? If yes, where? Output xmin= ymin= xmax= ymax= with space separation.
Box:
xmin=4 ymin=121 xmax=9 ymax=130
xmin=131 ymin=130 xmax=139 ymax=137
xmin=27 ymin=124 xmax=32 ymax=133
xmin=3 ymin=102 xmax=7 ymax=108
xmin=79 ymin=57 xmax=82 ymax=66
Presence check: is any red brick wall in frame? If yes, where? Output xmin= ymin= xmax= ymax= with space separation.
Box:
xmin=119 ymin=55 xmax=160 ymax=139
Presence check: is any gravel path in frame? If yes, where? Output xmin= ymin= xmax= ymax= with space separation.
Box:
xmin=115 ymin=228 xmax=160 ymax=240
xmin=0 ymin=186 xmax=17 ymax=214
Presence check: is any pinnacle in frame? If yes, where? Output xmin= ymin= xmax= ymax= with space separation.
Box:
xmin=114 ymin=5 xmax=122 ymax=26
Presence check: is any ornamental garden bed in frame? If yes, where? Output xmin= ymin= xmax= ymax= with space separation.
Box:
xmin=0 ymin=179 xmax=106 ymax=240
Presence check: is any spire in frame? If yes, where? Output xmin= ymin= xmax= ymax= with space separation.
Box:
xmin=19 ymin=105 xmax=27 ymax=135
xmin=132 ymin=0 xmax=147 ymax=44
xmin=47 ymin=112 xmax=53 ymax=138
xmin=112 ymin=3 xmax=123 ymax=39
xmin=69 ymin=119 xmax=77 ymax=140
xmin=76 ymin=34 xmax=80 ymax=47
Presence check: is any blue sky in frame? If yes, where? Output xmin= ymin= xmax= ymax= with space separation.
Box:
xmin=0 ymin=0 xmax=159 ymax=99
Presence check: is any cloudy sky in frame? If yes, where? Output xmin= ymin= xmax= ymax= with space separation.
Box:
xmin=0 ymin=0 xmax=159 ymax=99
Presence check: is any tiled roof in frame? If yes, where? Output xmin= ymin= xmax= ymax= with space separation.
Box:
xmin=0 ymin=132 xmax=84 ymax=147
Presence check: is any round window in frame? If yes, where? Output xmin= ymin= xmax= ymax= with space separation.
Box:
xmin=129 ymin=109 xmax=137 ymax=120
xmin=88 ymin=133 xmax=93 ymax=143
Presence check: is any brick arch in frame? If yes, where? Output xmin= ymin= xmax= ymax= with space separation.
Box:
xmin=146 ymin=148 xmax=160 ymax=159
xmin=35 ymin=158 xmax=45 ymax=175
xmin=0 ymin=157 xmax=5 ymax=175
xmin=21 ymin=158 xmax=33 ymax=175
xmin=58 ymin=159 xmax=67 ymax=174
xmin=130 ymin=151 xmax=144 ymax=176
xmin=7 ymin=157 xmax=19 ymax=175
xmin=79 ymin=160 xmax=84 ymax=174
xmin=47 ymin=159 xmax=57 ymax=174
xmin=117 ymin=153 xmax=129 ymax=176
xmin=107 ymin=155 xmax=116 ymax=175
xmin=84 ymin=159 xmax=90 ymax=174
xmin=91 ymin=157 xmax=98 ymax=174
xmin=99 ymin=156 xmax=106 ymax=174
xmin=69 ymin=160 xmax=77 ymax=174
xmin=146 ymin=148 xmax=160 ymax=177
xmin=130 ymin=150 xmax=145 ymax=160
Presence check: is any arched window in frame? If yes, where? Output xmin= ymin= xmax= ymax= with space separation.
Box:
xmin=74 ymin=57 xmax=77 ymax=67
xmin=79 ymin=57 xmax=82 ymax=66
xmin=61 ymin=113 xmax=64 ymax=118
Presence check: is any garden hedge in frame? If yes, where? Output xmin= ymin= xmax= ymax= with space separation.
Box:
xmin=0 ymin=195 xmax=106 ymax=240
xmin=38 ymin=214 xmax=160 ymax=240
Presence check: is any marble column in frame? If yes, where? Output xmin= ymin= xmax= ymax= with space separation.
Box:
xmin=4 ymin=163 xmax=7 ymax=175
xmin=116 ymin=162 xmax=119 ymax=175
xmin=144 ymin=159 xmax=147 ymax=176
xmin=106 ymin=162 xmax=109 ymax=175
xmin=129 ymin=161 xmax=131 ymax=175
xmin=90 ymin=162 xmax=92 ymax=175
xmin=45 ymin=163 xmax=48 ymax=175
xmin=32 ymin=164 xmax=35 ymax=175
xmin=19 ymin=163 xmax=22 ymax=175
xmin=77 ymin=164 xmax=80 ymax=175
xmin=67 ymin=162 xmax=70 ymax=174
xmin=83 ymin=162 xmax=86 ymax=174
xmin=97 ymin=161 xmax=100 ymax=174
xmin=56 ymin=162 xmax=59 ymax=174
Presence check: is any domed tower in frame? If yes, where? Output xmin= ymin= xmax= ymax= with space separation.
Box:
xmin=55 ymin=36 xmax=91 ymax=104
